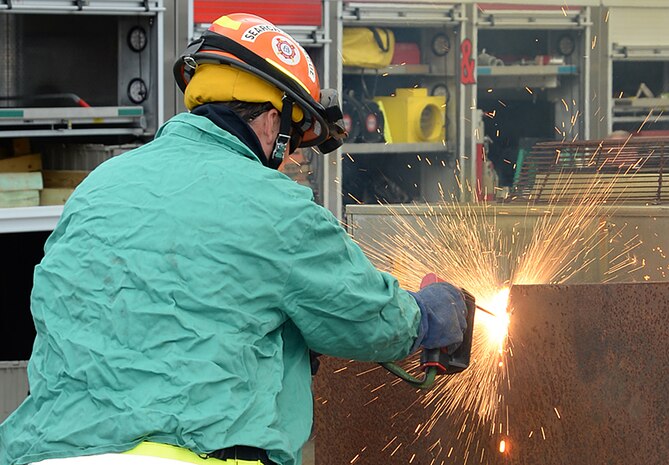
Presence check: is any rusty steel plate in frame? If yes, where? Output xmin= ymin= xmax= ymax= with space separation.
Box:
xmin=313 ymin=283 xmax=669 ymax=465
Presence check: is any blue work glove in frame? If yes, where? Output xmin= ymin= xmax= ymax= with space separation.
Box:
xmin=409 ymin=275 xmax=467 ymax=352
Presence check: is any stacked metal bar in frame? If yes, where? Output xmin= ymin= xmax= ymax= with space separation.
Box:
xmin=511 ymin=137 xmax=669 ymax=204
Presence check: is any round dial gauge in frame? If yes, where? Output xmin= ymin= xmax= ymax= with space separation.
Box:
xmin=128 ymin=78 xmax=148 ymax=104
xmin=431 ymin=33 xmax=451 ymax=57
xmin=557 ymin=34 xmax=575 ymax=56
xmin=128 ymin=26 xmax=148 ymax=52
xmin=431 ymin=83 xmax=448 ymax=96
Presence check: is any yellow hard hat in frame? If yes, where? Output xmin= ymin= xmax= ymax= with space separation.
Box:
xmin=183 ymin=64 xmax=304 ymax=122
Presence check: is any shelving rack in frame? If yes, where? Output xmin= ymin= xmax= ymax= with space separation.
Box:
xmin=335 ymin=2 xmax=463 ymax=210
xmin=609 ymin=45 xmax=669 ymax=133
xmin=472 ymin=4 xmax=591 ymax=195
xmin=605 ymin=6 xmax=669 ymax=136
xmin=0 ymin=0 xmax=165 ymax=230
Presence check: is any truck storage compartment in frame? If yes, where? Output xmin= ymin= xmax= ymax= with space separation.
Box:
xmin=0 ymin=5 xmax=161 ymax=139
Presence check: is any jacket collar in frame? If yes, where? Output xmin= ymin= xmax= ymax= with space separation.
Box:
xmin=190 ymin=103 xmax=269 ymax=165
xmin=156 ymin=107 xmax=267 ymax=165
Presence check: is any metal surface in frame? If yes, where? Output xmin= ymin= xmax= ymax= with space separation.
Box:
xmin=313 ymin=356 xmax=429 ymax=465
xmin=500 ymin=282 xmax=669 ymax=464
xmin=313 ymin=283 xmax=669 ymax=464
xmin=0 ymin=13 xmax=21 ymax=99
xmin=0 ymin=361 xmax=29 ymax=424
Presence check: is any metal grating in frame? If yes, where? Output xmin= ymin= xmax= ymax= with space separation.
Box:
xmin=510 ymin=137 xmax=669 ymax=205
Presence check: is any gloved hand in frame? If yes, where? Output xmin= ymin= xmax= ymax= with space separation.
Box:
xmin=409 ymin=274 xmax=467 ymax=352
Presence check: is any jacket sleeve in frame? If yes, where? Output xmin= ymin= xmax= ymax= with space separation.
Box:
xmin=280 ymin=205 xmax=421 ymax=362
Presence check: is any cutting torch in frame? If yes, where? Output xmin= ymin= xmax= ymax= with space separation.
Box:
xmin=380 ymin=287 xmax=493 ymax=389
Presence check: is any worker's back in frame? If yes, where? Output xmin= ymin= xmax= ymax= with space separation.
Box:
xmin=1 ymin=112 xmax=320 ymax=465
xmin=0 ymin=112 xmax=420 ymax=465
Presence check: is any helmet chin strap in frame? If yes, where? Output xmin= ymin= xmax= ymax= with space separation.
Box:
xmin=268 ymin=96 xmax=294 ymax=170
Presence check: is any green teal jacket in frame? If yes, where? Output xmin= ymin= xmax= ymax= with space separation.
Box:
xmin=0 ymin=113 xmax=420 ymax=465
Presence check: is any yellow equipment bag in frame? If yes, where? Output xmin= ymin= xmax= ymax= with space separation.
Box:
xmin=342 ymin=27 xmax=395 ymax=69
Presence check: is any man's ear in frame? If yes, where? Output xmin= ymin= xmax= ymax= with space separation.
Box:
xmin=249 ymin=108 xmax=281 ymax=158
xmin=259 ymin=109 xmax=281 ymax=145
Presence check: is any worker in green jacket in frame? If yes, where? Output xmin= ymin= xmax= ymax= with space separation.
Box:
xmin=0 ymin=13 xmax=467 ymax=465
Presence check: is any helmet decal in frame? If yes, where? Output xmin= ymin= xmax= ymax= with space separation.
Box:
xmin=213 ymin=15 xmax=242 ymax=31
xmin=306 ymin=55 xmax=317 ymax=83
xmin=272 ymin=36 xmax=301 ymax=66
xmin=241 ymin=23 xmax=283 ymax=43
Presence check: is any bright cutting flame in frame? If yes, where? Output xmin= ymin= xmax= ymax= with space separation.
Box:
xmin=478 ymin=287 xmax=511 ymax=348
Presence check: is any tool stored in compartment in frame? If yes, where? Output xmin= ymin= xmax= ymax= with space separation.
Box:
xmin=380 ymin=282 xmax=477 ymax=389
xmin=342 ymin=90 xmax=385 ymax=144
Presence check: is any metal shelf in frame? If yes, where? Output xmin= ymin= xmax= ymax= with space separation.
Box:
xmin=612 ymin=44 xmax=669 ymax=61
xmin=478 ymin=64 xmax=577 ymax=77
xmin=477 ymin=64 xmax=577 ymax=89
xmin=194 ymin=23 xmax=327 ymax=47
xmin=342 ymin=142 xmax=449 ymax=155
xmin=0 ymin=106 xmax=147 ymax=138
xmin=343 ymin=64 xmax=433 ymax=76
xmin=613 ymin=115 xmax=669 ymax=124
xmin=612 ymin=98 xmax=669 ymax=123
xmin=614 ymin=98 xmax=669 ymax=110
xmin=342 ymin=2 xmax=461 ymax=26
xmin=477 ymin=8 xmax=588 ymax=29
xmin=0 ymin=205 xmax=63 ymax=234
xmin=0 ymin=0 xmax=163 ymax=14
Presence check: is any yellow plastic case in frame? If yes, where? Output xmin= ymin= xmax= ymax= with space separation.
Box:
xmin=374 ymin=88 xmax=446 ymax=143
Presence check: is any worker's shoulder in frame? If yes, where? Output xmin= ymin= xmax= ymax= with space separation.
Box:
xmin=256 ymin=170 xmax=334 ymax=216
xmin=155 ymin=112 xmax=261 ymax=158
xmin=259 ymin=171 xmax=318 ymax=210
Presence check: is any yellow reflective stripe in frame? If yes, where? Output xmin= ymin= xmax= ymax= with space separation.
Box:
xmin=124 ymin=442 xmax=208 ymax=465
xmin=123 ymin=441 xmax=263 ymax=465
xmin=265 ymin=58 xmax=311 ymax=94
xmin=214 ymin=16 xmax=242 ymax=31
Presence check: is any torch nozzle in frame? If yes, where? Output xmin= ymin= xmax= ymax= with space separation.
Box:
xmin=476 ymin=304 xmax=496 ymax=316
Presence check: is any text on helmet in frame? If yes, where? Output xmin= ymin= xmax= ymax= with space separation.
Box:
xmin=242 ymin=24 xmax=284 ymax=42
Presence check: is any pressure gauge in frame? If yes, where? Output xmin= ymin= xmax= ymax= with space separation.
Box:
xmin=557 ymin=34 xmax=575 ymax=57
xmin=127 ymin=78 xmax=148 ymax=104
xmin=431 ymin=33 xmax=451 ymax=57
xmin=128 ymin=26 xmax=147 ymax=52
xmin=431 ymin=83 xmax=448 ymax=97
